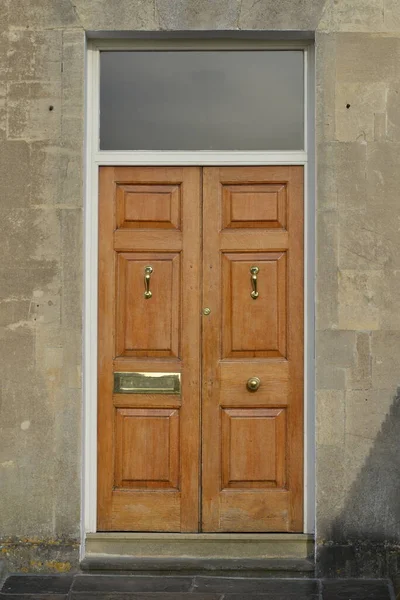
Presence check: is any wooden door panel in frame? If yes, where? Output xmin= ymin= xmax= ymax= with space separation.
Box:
xmin=116 ymin=252 xmax=180 ymax=358
xmin=221 ymin=408 xmax=286 ymax=489
xmin=98 ymin=166 xmax=201 ymax=532
xmin=202 ymin=166 xmax=303 ymax=533
xmin=116 ymin=183 xmax=181 ymax=230
xmin=222 ymin=183 xmax=287 ymax=229
xmin=114 ymin=408 xmax=179 ymax=490
xmin=219 ymin=361 xmax=289 ymax=407
xmin=222 ymin=252 xmax=287 ymax=358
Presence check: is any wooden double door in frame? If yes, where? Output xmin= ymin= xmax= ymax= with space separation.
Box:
xmin=98 ymin=166 xmax=304 ymax=533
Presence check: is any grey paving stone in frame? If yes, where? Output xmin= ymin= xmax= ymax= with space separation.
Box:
xmin=1 ymin=575 xmax=73 ymax=594
xmin=223 ymin=595 xmax=318 ymax=600
xmin=321 ymin=579 xmax=392 ymax=600
xmin=70 ymin=594 xmax=222 ymax=600
xmin=0 ymin=595 xmax=67 ymax=600
xmin=194 ymin=577 xmax=319 ymax=595
xmin=71 ymin=575 xmax=193 ymax=593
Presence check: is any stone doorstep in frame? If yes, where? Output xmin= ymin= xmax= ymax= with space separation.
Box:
xmin=84 ymin=533 xmax=314 ymax=561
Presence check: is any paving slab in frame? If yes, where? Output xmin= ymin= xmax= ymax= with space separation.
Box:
xmin=0 ymin=574 xmax=394 ymax=599
xmin=71 ymin=575 xmax=193 ymax=592
xmin=194 ymin=576 xmax=318 ymax=595
xmin=321 ymin=578 xmax=393 ymax=600
xmin=1 ymin=575 xmax=73 ymax=594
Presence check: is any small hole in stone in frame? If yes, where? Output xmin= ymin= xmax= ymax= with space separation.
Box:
xmin=346 ymin=103 xmax=351 ymax=109
xmin=49 ymin=105 xmax=54 ymax=111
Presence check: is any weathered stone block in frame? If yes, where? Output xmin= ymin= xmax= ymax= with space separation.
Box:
xmin=61 ymin=209 xmax=82 ymax=330
xmin=7 ymin=82 xmax=62 ymax=142
xmin=338 ymin=269 xmax=382 ymax=330
xmin=335 ymin=34 xmax=400 ymax=83
xmin=30 ymin=144 xmax=82 ymax=206
xmin=8 ymin=0 xmax=79 ymax=29
xmin=366 ymin=142 xmax=400 ymax=205
xmin=316 ymin=330 xmax=355 ymax=389
xmin=316 ymin=444 xmax=346 ymax=536
xmin=338 ymin=209 xmax=392 ymax=271
xmin=158 ymin=0 xmax=240 ymax=30
xmin=335 ymin=82 xmax=387 ymax=142
xmin=317 ymin=142 xmax=366 ymax=212
xmin=372 ymin=331 xmax=400 ymax=388
xmin=0 ymin=141 xmax=30 ymax=208
xmin=384 ymin=0 xmax=400 ymax=31
xmin=318 ymin=0 xmax=384 ymax=33
xmin=316 ymin=389 xmax=345 ymax=446
xmin=316 ymin=32 xmax=337 ymax=142
xmin=73 ymin=0 xmax=157 ymax=31
xmin=7 ymin=30 xmax=62 ymax=83
xmin=316 ymin=209 xmax=338 ymax=329
xmin=61 ymin=30 xmax=84 ymax=118
xmin=381 ymin=271 xmax=400 ymax=330
xmin=239 ymin=0 xmax=326 ymax=30
xmin=346 ymin=332 xmax=372 ymax=390
xmin=387 ymin=84 xmax=400 ymax=142
xmin=345 ymin=389 xmax=393 ymax=439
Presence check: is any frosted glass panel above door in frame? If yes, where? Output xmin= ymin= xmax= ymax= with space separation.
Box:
xmin=100 ymin=51 xmax=304 ymax=151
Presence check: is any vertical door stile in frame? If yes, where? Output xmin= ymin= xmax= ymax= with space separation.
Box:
xmin=201 ymin=168 xmax=222 ymax=531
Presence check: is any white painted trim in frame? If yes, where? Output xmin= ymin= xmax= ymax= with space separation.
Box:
xmin=304 ymin=44 xmax=316 ymax=536
xmin=82 ymin=40 xmax=315 ymax=540
xmin=83 ymin=44 xmax=99 ymax=537
xmin=95 ymin=151 xmax=307 ymax=166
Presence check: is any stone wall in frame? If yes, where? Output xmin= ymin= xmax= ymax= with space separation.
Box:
xmin=0 ymin=0 xmax=399 ymax=576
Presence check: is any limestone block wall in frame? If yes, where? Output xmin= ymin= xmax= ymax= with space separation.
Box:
xmin=0 ymin=0 xmax=399 ymax=576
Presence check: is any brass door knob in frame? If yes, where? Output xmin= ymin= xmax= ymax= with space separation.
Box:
xmin=247 ymin=377 xmax=261 ymax=392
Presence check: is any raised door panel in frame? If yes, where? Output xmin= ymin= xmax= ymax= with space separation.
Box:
xmin=116 ymin=183 xmax=181 ymax=229
xmin=222 ymin=183 xmax=287 ymax=229
xmin=116 ymin=252 xmax=180 ymax=358
xmin=221 ymin=408 xmax=286 ymax=489
xmin=222 ymin=252 xmax=287 ymax=358
xmin=114 ymin=408 xmax=179 ymax=490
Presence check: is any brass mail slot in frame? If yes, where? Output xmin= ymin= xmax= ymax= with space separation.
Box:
xmin=113 ymin=372 xmax=181 ymax=395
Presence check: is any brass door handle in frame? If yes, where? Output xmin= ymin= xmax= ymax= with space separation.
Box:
xmin=247 ymin=377 xmax=261 ymax=392
xmin=250 ymin=266 xmax=259 ymax=299
xmin=144 ymin=266 xmax=153 ymax=299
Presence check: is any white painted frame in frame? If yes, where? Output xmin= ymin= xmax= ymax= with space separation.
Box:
xmin=82 ymin=38 xmax=315 ymax=548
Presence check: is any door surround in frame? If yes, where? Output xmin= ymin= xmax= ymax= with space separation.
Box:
xmin=82 ymin=37 xmax=315 ymax=556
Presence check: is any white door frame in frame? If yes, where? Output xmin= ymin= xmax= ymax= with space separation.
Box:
xmin=82 ymin=38 xmax=315 ymax=549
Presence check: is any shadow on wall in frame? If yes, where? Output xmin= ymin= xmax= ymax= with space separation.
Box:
xmin=317 ymin=387 xmax=400 ymax=580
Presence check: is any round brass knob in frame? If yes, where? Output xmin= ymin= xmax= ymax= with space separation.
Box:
xmin=247 ymin=377 xmax=261 ymax=392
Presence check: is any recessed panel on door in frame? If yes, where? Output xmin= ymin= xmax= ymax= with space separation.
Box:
xmin=116 ymin=252 xmax=181 ymax=358
xmin=116 ymin=183 xmax=181 ymax=230
xmin=222 ymin=252 xmax=287 ymax=358
xmin=222 ymin=183 xmax=287 ymax=229
xmin=114 ymin=408 xmax=179 ymax=489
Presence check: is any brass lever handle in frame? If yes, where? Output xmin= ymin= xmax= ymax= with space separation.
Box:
xmin=247 ymin=377 xmax=261 ymax=392
xmin=250 ymin=266 xmax=259 ymax=299
xmin=144 ymin=266 xmax=153 ymax=299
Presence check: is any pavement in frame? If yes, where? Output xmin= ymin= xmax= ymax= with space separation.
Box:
xmin=0 ymin=575 xmax=396 ymax=600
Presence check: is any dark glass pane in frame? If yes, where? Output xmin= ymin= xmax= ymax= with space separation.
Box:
xmin=100 ymin=50 xmax=304 ymax=151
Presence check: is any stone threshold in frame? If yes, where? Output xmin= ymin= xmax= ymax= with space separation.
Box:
xmin=83 ymin=533 xmax=314 ymax=574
